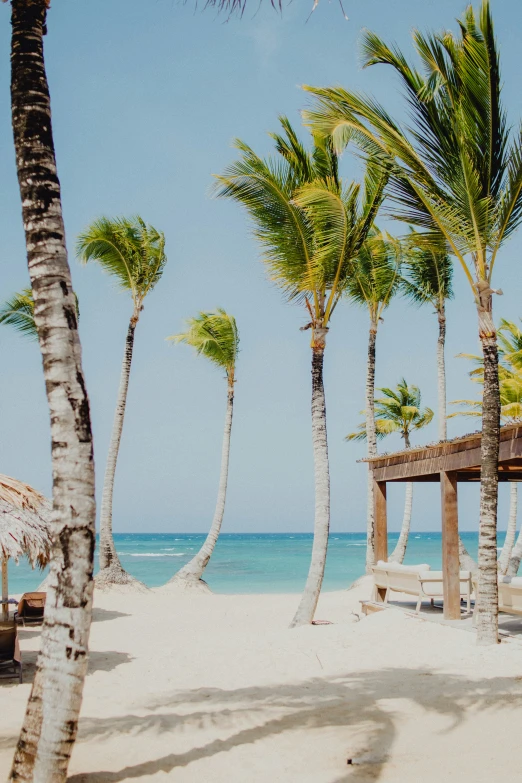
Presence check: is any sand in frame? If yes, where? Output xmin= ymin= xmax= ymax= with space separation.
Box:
xmin=1 ymin=577 xmax=522 ymax=782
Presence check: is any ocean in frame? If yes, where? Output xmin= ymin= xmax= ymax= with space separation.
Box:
xmin=5 ymin=531 xmax=504 ymax=596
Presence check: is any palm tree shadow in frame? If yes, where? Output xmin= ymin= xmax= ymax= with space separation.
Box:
xmin=67 ymin=667 xmax=522 ymax=782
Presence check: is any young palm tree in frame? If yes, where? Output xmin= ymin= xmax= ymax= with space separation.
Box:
xmin=7 ymin=3 xmax=96 ymax=781
xmin=348 ymin=378 xmax=433 ymax=563
xmin=77 ymin=216 xmax=167 ymax=588
xmin=346 ymin=231 xmax=401 ymax=571
xmin=214 ymin=118 xmax=387 ymax=626
xmin=305 ymin=1 xmax=522 ymax=644
xmin=167 ymin=310 xmax=239 ymax=590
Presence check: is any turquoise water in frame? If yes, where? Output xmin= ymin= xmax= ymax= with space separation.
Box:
xmin=3 ymin=531 xmax=495 ymax=596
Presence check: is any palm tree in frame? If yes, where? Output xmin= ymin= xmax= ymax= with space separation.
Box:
xmin=167 ymin=310 xmax=239 ymax=590
xmin=346 ymin=231 xmax=401 ymax=571
xmin=450 ymin=348 xmax=522 ymax=576
xmin=401 ymin=232 xmax=453 ymax=441
xmin=77 ymin=216 xmax=167 ymax=588
xmin=348 ymin=378 xmax=433 ymax=563
xmin=214 ymin=118 xmax=387 ymax=626
xmin=7 ymin=3 xmax=96 ymax=781
xmin=305 ymin=1 xmax=522 ymax=644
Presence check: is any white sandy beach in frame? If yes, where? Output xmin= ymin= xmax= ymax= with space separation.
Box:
xmin=2 ymin=578 xmax=522 ymax=782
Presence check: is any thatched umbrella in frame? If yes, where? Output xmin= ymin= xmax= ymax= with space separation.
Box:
xmin=0 ymin=474 xmax=52 ymax=620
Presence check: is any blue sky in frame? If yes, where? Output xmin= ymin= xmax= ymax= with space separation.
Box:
xmin=0 ymin=0 xmax=521 ymax=533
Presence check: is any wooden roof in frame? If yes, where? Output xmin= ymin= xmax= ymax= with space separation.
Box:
xmin=364 ymin=423 xmax=522 ymax=483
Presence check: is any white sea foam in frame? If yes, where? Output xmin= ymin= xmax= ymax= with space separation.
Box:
xmin=125 ymin=552 xmax=186 ymax=558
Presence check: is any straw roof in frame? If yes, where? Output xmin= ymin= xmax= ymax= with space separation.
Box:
xmin=0 ymin=474 xmax=52 ymax=567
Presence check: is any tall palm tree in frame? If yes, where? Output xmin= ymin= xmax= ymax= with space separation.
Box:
xmin=7 ymin=3 xmax=96 ymax=781
xmin=348 ymin=378 xmax=433 ymax=563
xmin=77 ymin=216 xmax=167 ymax=588
xmin=401 ymin=232 xmax=453 ymax=441
xmin=305 ymin=1 xmax=522 ymax=644
xmin=214 ymin=118 xmax=387 ymax=626
xmin=346 ymin=231 xmax=401 ymax=571
xmin=450 ymin=347 xmax=522 ymax=576
xmin=167 ymin=310 xmax=239 ymax=590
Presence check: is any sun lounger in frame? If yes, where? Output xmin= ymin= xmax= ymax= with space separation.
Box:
xmin=0 ymin=620 xmax=22 ymax=683
xmin=497 ymin=577 xmax=522 ymax=616
xmin=372 ymin=561 xmax=472 ymax=614
xmin=14 ymin=592 xmax=46 ymax=626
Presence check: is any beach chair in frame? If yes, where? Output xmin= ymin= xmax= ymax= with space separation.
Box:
xmin=372 ymin=561 xmax=472 ymax=614
xmin=472 ymin=576 xmax=522 ymax=622
xmin=0 ymin=620 xmax=22 ymax=683
xmin=14 ymin=592 xmax=46 ymax=626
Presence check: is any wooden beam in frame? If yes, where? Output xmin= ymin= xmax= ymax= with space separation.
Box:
xmin=374 ymin=478 xmax=388 ymax=563
xmin=440 ymin=472 xmax=461 ymax=621
xmin=373 ymin=478 xmax=388 ymax=602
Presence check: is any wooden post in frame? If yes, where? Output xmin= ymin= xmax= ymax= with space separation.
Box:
xmin=1 ymin=557 xmax=8 ymax=621
xmin=440 ymin=471 xmax=461 ymax=620
xmin=374 ymin=478 xmax=388 ymax=600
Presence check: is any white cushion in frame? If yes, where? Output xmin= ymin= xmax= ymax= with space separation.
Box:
xmin=377 ymin=560 xmax=430 ymax=574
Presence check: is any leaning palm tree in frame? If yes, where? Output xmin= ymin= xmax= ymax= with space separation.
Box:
xmin=77 ymin=216 xmax=167 ymax=588
xmin=346 ymin=231 xmax=401 ymax=571
xmin=167 ymin=310 xmax=239 ymax=591
xmin=214 ymin=117 xmax=387 ymax=626
xmin=7 ymin=3 xmax=96 ymax=781
xmin=305 ymin=1 xmax=522 ymax=644
xmin=348 ymin=378 xmax=433 ymax=563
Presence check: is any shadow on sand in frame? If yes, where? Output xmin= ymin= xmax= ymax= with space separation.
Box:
xmin=67 ymin=666 xmax=522 ymax=782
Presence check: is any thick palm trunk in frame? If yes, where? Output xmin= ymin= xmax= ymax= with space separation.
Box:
xmin=96 ymin=316 xmax=144 ymax=588
xmin=499 ymin=483 xmax=518 ymax=575
xmin=169 ymin=384 xmax=234 ymax=591
xmin=365 ymin=323 xmax=378 ymax=573
xmin=475 ymin=298 xmax=500 ymax=645
xmin=436 ymin=304 xmax=477 ymax=573
xmin=9 ymin=4 xmax=96 ymax=781
xmin=291 ymin=339 xmax=330 ymax=627
xmin=389 ymin=482 xmax=413 ymax=564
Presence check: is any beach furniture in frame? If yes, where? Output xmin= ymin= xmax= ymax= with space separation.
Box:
xmin=471 ymin=577 xmax=522 ymax=620
xmin=0 ymin=620 xmax=22 ymax=683
xmin=15 ymin=592 xmax=46 ymax=626
xmin=372 ymin=561 xmax=472 ymax=614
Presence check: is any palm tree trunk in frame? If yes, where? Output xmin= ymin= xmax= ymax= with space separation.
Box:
xmin=365 ymin=322 xmax=378 ymax=573
xmin=508 ymin=488 xmax=522 ymax=576
xmin=96 ymin=316 xmax=145 ymax=589
xmin=436 ymin=303 xmax=477 ymax=573
xmin=437 ymin=307 xmax=447 ymax=442
xmin=388 ymin=482 xmax=413 ymax=564
xmin=475 ymin=299 xmax=500 ymax=645
xmin=499 ymin=483 xmax=518 ymax=575
xmin=9 ymin=4 xmax=96 ymax=781
xmin=291 ymin=338 xmax=330 ymax=627
xmin=169 ymin=383 xmax=234 ymax=590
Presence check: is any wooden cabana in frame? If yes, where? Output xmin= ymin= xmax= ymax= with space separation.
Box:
xmin=366 ymin=423 xmax=522 ymax=621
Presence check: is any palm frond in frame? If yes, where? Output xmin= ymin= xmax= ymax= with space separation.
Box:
xmin=77 ymin=216 xmax=167 ymax=307
xmin=0 ymin=288 xmax=37 ymax=340
xmin=168 ymin=308 xmax=239 ymax=379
